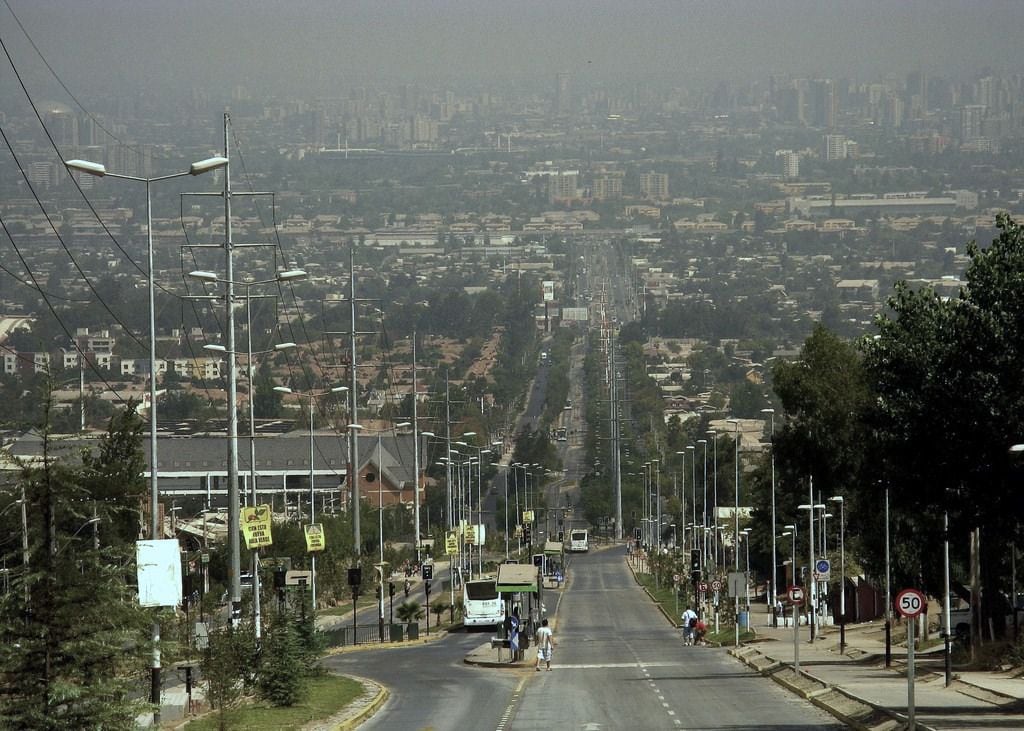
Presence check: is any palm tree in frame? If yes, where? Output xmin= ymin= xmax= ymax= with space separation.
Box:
xmin=396 ymin=600 xmax=425 ymax=625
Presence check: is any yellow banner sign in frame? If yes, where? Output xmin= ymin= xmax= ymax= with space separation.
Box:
xmin=465 ymin=524 xmax=477 ymax=546
xmin=304 ymin=523 xmax=325 ymax=553
xmin=445 ymin=530 xmax=458 ymax=555
xmin=241 ymin=504 xmax=273 ymax=549
xmin=522 ymin=510 xmax=534 ymax=524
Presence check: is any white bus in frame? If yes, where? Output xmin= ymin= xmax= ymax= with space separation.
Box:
xmin=568 ymin=529 xmax=589 ymax=553
xmin=462 ymin=577 xmax=505 ymax=628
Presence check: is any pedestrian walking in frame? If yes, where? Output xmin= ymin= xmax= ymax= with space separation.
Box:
xmin=535 ymin=618 xmax=555 ymax=671
xmin=507 ymin=608 xmax=521 ymax=662
xmin=681 ymin=606 xmax=698 ymax=646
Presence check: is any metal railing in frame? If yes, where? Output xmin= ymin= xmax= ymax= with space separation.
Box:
xmin=321 ymin=621 xmax=421 ymax=647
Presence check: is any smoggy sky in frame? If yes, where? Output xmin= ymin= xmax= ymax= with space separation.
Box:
xmin=5 ymin=0 xmax=1024 ymax=99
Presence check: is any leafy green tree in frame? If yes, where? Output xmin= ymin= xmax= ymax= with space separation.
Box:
xmin=258 ymin=609 xmax=307 ymax=707
xmin=863 ymin=214 xmax=1024 ymax=608
xmin=253 ymin=360 xmax=284 ymax=419
xmin=201 ymin=621 xmax=253 ymax=730
xmin=0 ymin=400 xmax=150 ymax=729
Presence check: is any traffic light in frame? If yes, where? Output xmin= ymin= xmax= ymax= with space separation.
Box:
xmin=690 ymin=569 xmax=701 ymax=584
xmin=690 ymin=549 xmax=701 ymax=571
xmin=375 ymin=585 xmax=382 ymax=600
xmin=633 ymin=527 xmax=642 ymax=541
xmin=557 ymin=530 xmax=564 ymax=542
xmin=422 ymin=563 xmax=434 ymax=581
xmin=347 ymin=567 xmax=362 ymax=587
xmin=524 ymin=525 xmax=532 ymax=543
xmin=388 ymin=581 xmax=395 ymax=598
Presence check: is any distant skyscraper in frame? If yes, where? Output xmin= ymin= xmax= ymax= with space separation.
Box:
xmin=554 ymin=72 xmax=571 ymax=116
xmin=43 ymin=109 xmax=78 ymax=147
xmin=639 ymin=171 xmax=669 ymax=200
xmin=906 ymin=71 xmax=928 ymax=117
xmin=592 ymin=175 xmax=622 ymax=201
xmin=777 ymin=150 xmax=800 ymax=179
xmin=809 ymin=79 xmax=836 ymax=128
xmin=958 ymin=104 xmax=987 ymax=141
xmin=548 ymin=171 xmax=578 ymax=203
xmin=823 ymin=134 xmax=849 ymax=161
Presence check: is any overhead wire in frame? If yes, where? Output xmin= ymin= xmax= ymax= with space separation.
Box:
xmin=227 ymin=125 xmax=352 ymax=477
xmin=0 ymin=74 xmax=148 ymax=353
xmin=0 ymin=16 xmax=227 ymax=410
xmin=0 ymin=211 xmax=135 ymax=410
xmin=0 ymin=21 xmax=188 ymax=301
xmin=232 ymin=127 xmax=357 ymax=403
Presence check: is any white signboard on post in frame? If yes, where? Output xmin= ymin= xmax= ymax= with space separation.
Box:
xmin=136 ymin=539 xmax=183 ymax=608
xmin=727 ymin=571 xmax=747 ymax=598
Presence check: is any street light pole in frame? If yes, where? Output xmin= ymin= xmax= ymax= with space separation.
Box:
xmin=698 ymin=439 xmax=708 ymax=579
xmin=65 ymin=152 xmax=227 ymax=723
xmin=884 ymin=484 xmax=892 ymax=667
xmin=411 ymin=335 xmax=422 ymax=562
xmin=194 ymin=270 xmax=303 ymax=644
xmin=727 ymin=418 xmax=740 ymax=647
xmin=707 ymin=429 xmax=719 ymax=572
xmin=762 ymin=407 xmax=777 ymax=627
xmin=798 ymin=487 xmax=819 ymax=641
xmin=273 ymin=383 xmax=347 ymax=616
xmin=829 ymin=495 xmax=845 ymax=653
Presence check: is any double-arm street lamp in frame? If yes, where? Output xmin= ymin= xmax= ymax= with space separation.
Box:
xmin=200 ymin=297 xmax=298 ymax=642
xmin=797 ymin=499 xmax=826 ymax=640
xmin=66 ymin=153 xmax=228 ymax=720
xmin=726 ymin=419 xmax=741 ymax=647
xmin=762 ymin=407 xmax=778 ymax=627
xmin=192 ymin=269 xmax=305 ymax=628
xmin=707 ymin=429 xmax=719 ymax=572
xmin=274 ymin=384 xmax=348 ymax=613
xmin=456 ymin=434 xmax=492 ymax=573
xmin=828 ymin=495 xmax=846 ymax=652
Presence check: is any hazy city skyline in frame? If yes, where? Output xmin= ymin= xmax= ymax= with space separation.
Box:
xmin=6 ymin=0 xmax=1024 ymax=100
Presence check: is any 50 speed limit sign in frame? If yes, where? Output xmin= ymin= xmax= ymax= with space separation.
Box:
xmin=895 ymin=588 xmax=927 ymax=618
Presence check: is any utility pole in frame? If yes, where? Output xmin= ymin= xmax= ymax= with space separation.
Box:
xmin=349 ymin=247 xmax=361 ymax=553
xmin=412 ymin=334 xmax=422 ymax=562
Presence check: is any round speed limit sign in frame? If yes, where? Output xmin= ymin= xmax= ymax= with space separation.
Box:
xmin=895 ymin=588 xmax=927 ymax=618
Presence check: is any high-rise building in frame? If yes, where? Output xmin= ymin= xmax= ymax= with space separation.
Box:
xmin=776 ymin=150 xmax=800 ymax=179
xmin=823 ymin=134 xmax=849 ymax=161
xmin=906 ymin=71 xmax=928 ymax=118
xmin=554 ymin=72 xmax=571 ymax=116
xmin=639 ymin=171 xmax=669 ymax=200
xmin=548 ymin=171 xmax=578 ymax=203
xmin=809 ymin=79 xmax=836 ymax=128
xmin=958 ymin=104 xmax=987 ymax=141
xmin=592 ymin=176 xmax=622 ymax=201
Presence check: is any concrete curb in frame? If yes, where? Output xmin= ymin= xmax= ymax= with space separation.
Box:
xmin=729 ymin=645 xmax=937 ymax=731
xmin=329 ymin=676 xmax=389 ymax=731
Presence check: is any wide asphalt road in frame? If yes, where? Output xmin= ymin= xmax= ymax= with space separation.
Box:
xmin=323 ymin=546 xmax=844 ymax=730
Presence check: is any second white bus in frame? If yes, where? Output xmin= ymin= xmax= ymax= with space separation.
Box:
xmin=568 ymin=529 xmax=589 ymax=553
xmin=462 ymin=577 xmax=505 ymax=628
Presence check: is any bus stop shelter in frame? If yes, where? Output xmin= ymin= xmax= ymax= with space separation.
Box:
xmin=497 ymin=563 xmax=542 ymax=635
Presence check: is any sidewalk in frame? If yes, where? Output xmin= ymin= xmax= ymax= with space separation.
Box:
xmin=730 ymin=616 xmax=1024 ymax=730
